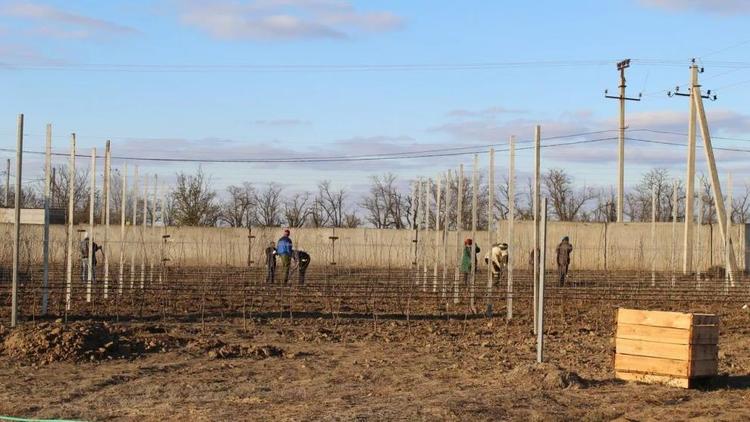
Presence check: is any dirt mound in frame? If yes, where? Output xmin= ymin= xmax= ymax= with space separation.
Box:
xmin=2 ymin=322 xmax=181 ymax=364
xmin=505 ymin=363 xmax=586 ymax=390
xmin=186 ymin=338 xmax=284 ymax=359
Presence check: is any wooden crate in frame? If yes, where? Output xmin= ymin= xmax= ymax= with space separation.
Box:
xmin=614 ymin=308 xmax=719 ymax=388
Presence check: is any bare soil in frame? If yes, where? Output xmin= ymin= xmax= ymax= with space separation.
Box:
xmin=1 ymin=302 xmax=749 ymax=421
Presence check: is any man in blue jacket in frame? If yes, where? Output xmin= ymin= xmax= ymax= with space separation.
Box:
xmin=276 ymin=229 xmax=293 ymax=284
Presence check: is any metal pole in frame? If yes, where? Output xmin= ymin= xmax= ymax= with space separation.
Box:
xmin=470 ymin=154 xmax=478 ymax=312
xmin=42 ymin=123 xmax=52 ymax=315
xmin=486 ymin=147 xmax=495 ymax=316
xmin=693 ymin=79 xmax=737 ymax=281
xmin=65 ymin=134 xmax=76 ymax=311
xmin=10 ymin=114 xmax=23 ymax=327
xmin=683 ymin=64 xmax=698 ymax=274
xmin=86 ymin=148 xmax=95 ymax=303
xmin=537 ymin=198 xmax=548 ymax=363
xmin=507 ymin=136 xmax=515 ymax=320
xmin=103 ymin=140 xmax=111 ymax=299
xmin=119 ymin=163 xmax=127 ymax=295
xmin=533 ymin=125 xmax=541 ymax=334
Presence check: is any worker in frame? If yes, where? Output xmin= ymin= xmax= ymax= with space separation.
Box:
xmin=264 ymin=241 xmax=276 ymax=284
xmin=484 ymin=243 xmax=508 ymax=286
xmin=292 ymin=249 xmax=311 ymax=285
xmin=556 ymin=236 xmax=573 ymax=286
xmin=80 ymin=231 xmax=102 ymax=284
xmin=459 ymin=238 xmax=480 ymax=285
xmin=276 ymin=229 xmax=293 ymax=284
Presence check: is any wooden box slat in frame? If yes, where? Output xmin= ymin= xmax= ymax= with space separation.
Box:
xmin=616 ymin=338 xmax=717 ymax=361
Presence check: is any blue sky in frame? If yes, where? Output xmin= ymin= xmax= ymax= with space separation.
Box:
xmin=1 ymin=0 xmax=750 ymax=196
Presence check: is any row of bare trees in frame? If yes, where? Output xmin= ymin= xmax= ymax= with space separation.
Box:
xmin=10 ymin=165 xmax=750 ymax=228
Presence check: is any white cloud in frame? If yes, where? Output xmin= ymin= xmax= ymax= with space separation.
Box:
xmin=446 ymin=106 xmax=528 ymax=118
xmin=1 ymin=1 xmax=138 ymax=39
xmin=637 ymin=0 xmax=750 ymax=14
xmin=254 ymin=118 xmax=312 ymax=127
xmin=176 ymin=0 xmax=404 ymax=41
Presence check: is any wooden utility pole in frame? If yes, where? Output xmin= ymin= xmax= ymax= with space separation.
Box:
xmin=42 ymin=123 xmax=52 ymax=315
xmin=10 ymin=114 xmax=23 ymax=327
xmin=605 ymin=59 xmax=641 ymax=222
xmin=507 ymin=136 xmax=515 ymax=320
xmin=65 ymin=134 xmax=76 ymax=311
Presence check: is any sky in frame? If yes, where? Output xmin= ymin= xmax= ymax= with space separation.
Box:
xmin=1 ymin=0 xmax=750 ymax=199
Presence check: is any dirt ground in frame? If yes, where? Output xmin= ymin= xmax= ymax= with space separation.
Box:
xmin=1 ymin=300 xmax=749 ymax=422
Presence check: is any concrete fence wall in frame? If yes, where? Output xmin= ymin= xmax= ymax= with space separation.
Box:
xmin=0 ymin=222 xmax=745 ymax=272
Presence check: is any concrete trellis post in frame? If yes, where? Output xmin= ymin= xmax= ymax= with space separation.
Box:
xmin=507 ymin=136 xmax=516 ymax=320
xmin=423 ymin=178 xmax=430 ymax=291
xmin=141 ymin=174 xmax=148 ymax=290
xmin=486 ymin=147 xmax=495 ymax=316
xmin=103 ymin=141 xmax=111 ymax=299
xmin=537 ymin=198 xmax=548 ymax=363
xmin=130 ymin=166 xmax=138 ymax=290
xmin=696 ymin=198 xmax=702 ymax=285
xmin=442 ymin=172 xmax=451 ymax=301
xmin=10 ymin=114 xmax=23 ymax=327
xmin=413 ymin=180 xmax=420 ymax=283
xmin=119 ymin=163 xmax=127 ymax=295
xmin=470 ymin=154 xmax=478 ymax=311
xmin=4 ymin=158 xmax=9 ymax=207
xmin=455 ymin=165 xmax=464 ymax=304
xmin=651 ymin=186 xmax=656 ymax=287
xmin=726 ymin=173 xmax=733 ymax=288
xmin=65 ymin=134 xmax=76 ymax=311
xmin=86 ymin=148 xmax=96 ymax=303
xmin=434 ymin=175 xmax=441 ymax=293
xmin=670 ymin=179 xmax=677 ymax=287
xmin=42 ymin=123 xmax=52 ymax=315
xmin=533 ymin=125 xmax=541 ymax=334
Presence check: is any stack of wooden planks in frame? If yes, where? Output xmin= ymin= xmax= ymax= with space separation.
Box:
xmin=614 ymin=308 xmax=719 ymax=388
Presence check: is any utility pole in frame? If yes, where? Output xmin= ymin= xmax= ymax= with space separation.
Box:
xmin=605 ymin=59 xmax=641 ymax=223
xmin=668 ymin=59 xmax=719 ymax=275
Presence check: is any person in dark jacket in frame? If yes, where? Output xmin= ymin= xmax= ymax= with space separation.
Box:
xmin=459 ymin=238 xmax=480 ymax=285
xmin=292 ymin=249 xmax=311 ymax=285
xmin=276 ymin=229 xmax=293 ymax=284
xmin=556 ymin=236 xmax=573 ymax=286
xmin=80 ymin=231 xmax=102 ymax=283
xmin=264 ymin=241 xmax=277 ymax=284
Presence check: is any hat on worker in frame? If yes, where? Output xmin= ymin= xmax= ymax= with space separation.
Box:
xmin=464 ymin=238 xmax=472 ymax=245
xmin=562 ymin=236 xmax=569 ymax=242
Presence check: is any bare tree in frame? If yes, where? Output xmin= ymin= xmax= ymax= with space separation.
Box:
xmin=542 ymin=168 xmax=595 ymax=221
xmin=360 ymin=173 xmax=406 ymax=229
xmin=589 ymin=187 xmax=617 ymax=222
xmin=317 ymin=180 xmax=347 ymax=227
xmin=284 ymin=192 xmax=310 ymax=228
xmin=49 ymin=164 xmax=89 ymax=223
xmin=343 ymin=211 xmax=362 ymax=228
xmin=625 ymin=168 xmax=683 ymax=222
xmin=171 ymin=168 xmax=220 ymax=226
xmin=220 ymin=183 xmax=255 ymax=227
xmin=253 ymin=182 xmax=283 ymax=227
